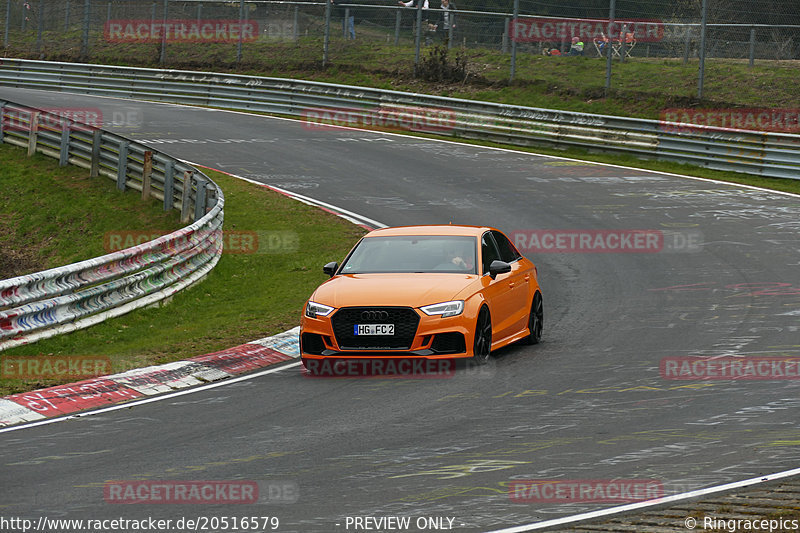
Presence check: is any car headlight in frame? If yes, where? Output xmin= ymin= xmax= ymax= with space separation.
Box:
xmin=420 ymin=300 xmax=464 ymax=318
xmin=306 ymin=301 xmax=335 ymax=318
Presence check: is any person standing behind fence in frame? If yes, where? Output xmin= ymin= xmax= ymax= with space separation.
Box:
xmin=333 ymin=0 xmax=356 ymax=39
xmin=437 ymin=0 xmax=456 ymax=44
xmin=568 ymin=36 xmax=584 ymax=56
xmin=398 ymin=0 xmax=435 ymax=44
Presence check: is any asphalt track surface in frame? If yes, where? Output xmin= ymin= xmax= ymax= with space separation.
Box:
xmin=2 ymin=88 xmax=800 ymax=532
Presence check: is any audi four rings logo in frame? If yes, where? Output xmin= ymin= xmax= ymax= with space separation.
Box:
xmin=361 ymin=310 xmax=389 ymax=321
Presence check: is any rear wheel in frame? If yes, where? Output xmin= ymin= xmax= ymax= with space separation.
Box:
xmin=472 ymin=306 xmax=492 ymax=365
xmin=522 ymin=292 xmax=543 ymax=345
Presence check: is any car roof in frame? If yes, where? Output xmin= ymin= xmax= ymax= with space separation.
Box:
xmin=364 ymin=225 xmax=494 ymax=238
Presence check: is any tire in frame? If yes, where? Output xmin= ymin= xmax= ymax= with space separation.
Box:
xmin=471 ymin=306 xmax=492 ymax=365
xmin=521 ymin=292 xmax=543 ymax=345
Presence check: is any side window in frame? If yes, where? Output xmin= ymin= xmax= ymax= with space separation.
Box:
xmin=492 ymin=230 xmax=521 ymax=263
xmin=481 ymin=233 xmax=501 ymax=275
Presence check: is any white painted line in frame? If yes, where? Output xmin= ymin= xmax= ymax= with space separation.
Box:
xmin=486 ymin=467 xmax=800 ymax=532
xmin=0 ymin=361 xmax=302 ymax=435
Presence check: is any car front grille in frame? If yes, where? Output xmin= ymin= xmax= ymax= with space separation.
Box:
xmin=331 ymin=307 xmax=420 ymax=350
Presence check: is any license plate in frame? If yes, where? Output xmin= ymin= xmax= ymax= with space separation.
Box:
xmin=354 ymin=324 xmax=394 ymax=336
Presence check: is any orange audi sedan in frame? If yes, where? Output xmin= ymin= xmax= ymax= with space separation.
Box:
xmin=300 ymin=225 xmax=542 ymax=372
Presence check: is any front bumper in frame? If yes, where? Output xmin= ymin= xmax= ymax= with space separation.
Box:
xmin=300 ymin=306 xmax=472 ymax=360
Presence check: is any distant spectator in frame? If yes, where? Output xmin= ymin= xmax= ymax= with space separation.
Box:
xmin=437 ymin=0 xmax=456 ymax=43
xmin=568 ymin=36 xmax=584 ymax=56
xmin=333 ymin=0 xmax=355 ymax=40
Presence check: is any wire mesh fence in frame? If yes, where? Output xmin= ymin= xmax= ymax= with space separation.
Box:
xmin=1 ymin=1 xmax=799 ymax=106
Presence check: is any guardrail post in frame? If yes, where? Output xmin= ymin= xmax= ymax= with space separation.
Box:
xmin=163 ymin=160 xmax=175 ymax=210
xmin=59 ymin=121 xmax=71 ymax=167
xmin=27 ymin=112 xmax=40 ymax=157
xmin=90 ymin=129 xmax=102 ymax=178
xmin=394 ymin=8 xmax=400 ymax=46
xmin=116 ymin=141 xmax=129 ymax=190
xmin=180 ymin=170 xmax=194 ymax=224
xmin=194 ymin=177 xmax=208 ymax=221
xmin=141 ymin=151 xmax=153 ymax=200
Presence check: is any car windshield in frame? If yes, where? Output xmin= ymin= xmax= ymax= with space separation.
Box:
xmin=340 ymin=235 xmax=478 ymax=274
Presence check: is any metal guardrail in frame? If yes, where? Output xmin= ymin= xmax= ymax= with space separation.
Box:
xmin=0 ymin=97 xmax=225 ymax=351
xmin=0 ymin=58 xmax=798 ymax=180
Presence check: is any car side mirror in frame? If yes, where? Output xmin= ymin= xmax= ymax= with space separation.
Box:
xmin=323 ymin=261 xmax=339 ymax=277
xmin=488 ymin=260 xmax=511 ymax=279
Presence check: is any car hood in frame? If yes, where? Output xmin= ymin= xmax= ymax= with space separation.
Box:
xmin=311 ymin=273 xmax=478 ymax=308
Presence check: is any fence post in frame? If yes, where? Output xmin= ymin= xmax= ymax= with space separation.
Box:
xmin=59 ymin=121 xmax=71 ymax=166
xmin=502 ymin=17 xmax=509 ymax=54
xmin=682 ymin=25 xmax=691 ymax=64
xmin=90 ymin=129 xmax=102 ymax=178
xmin=509 ymin=0 xmax=518 ymax=82
xmin=142 ymin=151 xmax=153 ymax=200
xmin=343 ymin=8 xmax=349 ymax=38
xmin=159 ymin=0 xmax=168 ymax=65
xmin=697 ymin=0 xmax=707 ymax=99
xmin=180 ymin=171 xmax=194 ymax=224
xmin=65 ymin=0 xmax=70 ymax=31
xmin=748 ymin=27 xmax=755 ymax=68
xmin=196 ymin=2 xmax=202 ymax=24
xmin=194 ymin=177 xmax=207 ymax=221
xmin=604 ymin=0 xmax=615 ymax=96
xmin=36 ymin=0 xmax=44 ymax=56
xmin=163 ymin=160 xmax=175 ymax=210
xmin=394 ymin=8 xmax=400 ymax=46
xmin=323 ymin=0 xmax=331 ymax=66
xmin=237 ymin=0 xmax=244 ymax=63
xmin=116 ymin=141 xmax=129 ymax=190
xmin=106 ymin=2 xmax=111 ymax=23
xmin=413 ymin=1 xmax=422 ymax=74
xmin=2 ymin=0 xmax=9 ymax=49
xmin=27 ymin=111 xmax=40 ymax=157
xmin=293 ymin=5 xmax=299 ymax=42
xmin=0 ymin=101 xmax=5 ymax=144
xmin=81 ymin=0 xmax=90 ymax=60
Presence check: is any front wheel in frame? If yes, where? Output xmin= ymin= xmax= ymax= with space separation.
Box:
xmin=471 ymin=306 xmax=492 ymax=365
xmin=521 ymin=292 xmax=543 ymax=345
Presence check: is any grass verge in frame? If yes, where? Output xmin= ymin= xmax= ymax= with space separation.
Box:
xmin=0 ymin=149 xmax=365 ymax=396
